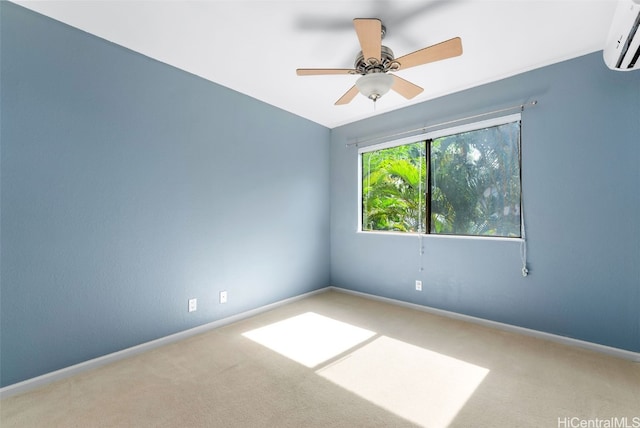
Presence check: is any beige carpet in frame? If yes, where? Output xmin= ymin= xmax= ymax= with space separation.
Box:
xmin=1 ymin=290 xmax=639 ymax=427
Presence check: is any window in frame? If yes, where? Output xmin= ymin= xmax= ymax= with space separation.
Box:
xmin=360 ymin=115 xmax=521 ymax=238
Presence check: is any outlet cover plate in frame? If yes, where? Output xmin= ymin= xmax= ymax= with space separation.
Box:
xmin=188 ymin=298 xmax=197 ymax=312
xmin=220 ymin=291 xmax=228 ymax=304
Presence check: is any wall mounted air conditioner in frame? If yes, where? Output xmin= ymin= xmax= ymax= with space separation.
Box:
xmin=603 ymin=0 xmax=640 ymax=71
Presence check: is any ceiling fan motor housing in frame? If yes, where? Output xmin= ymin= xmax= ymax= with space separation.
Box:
xmin=355 ymin=45 xmax=400 ymax=75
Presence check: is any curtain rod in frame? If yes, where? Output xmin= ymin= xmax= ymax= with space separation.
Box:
xmin=346 ymin=100 xmax=538 ymax=148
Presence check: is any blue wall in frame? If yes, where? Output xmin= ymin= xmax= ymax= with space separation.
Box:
xmin=0 ymin=2 xmax=330 ymax=387
xmin=2 ymin=2 xmax=639 ymax=390
xmin=330 ymin=52 xmax=640 ymax=353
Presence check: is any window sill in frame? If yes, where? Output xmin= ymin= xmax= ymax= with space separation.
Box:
xmin=356 ymin=230 xmax=524 ymax=243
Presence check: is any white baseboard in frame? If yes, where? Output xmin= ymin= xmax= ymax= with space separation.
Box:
xmin=0 ymin=287 xmax=328 ymax=399
xmin=3 ymin=285 xmax=637 ymax=399
xmin=329 ymin=286 xmax=640 ymax=363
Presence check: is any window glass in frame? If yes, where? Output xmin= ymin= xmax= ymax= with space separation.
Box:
xmin=431 ymin=122 xmax=521 ymax=237
xmin=362 ymin=142 xmax=426 ymax=233
xmin=360 ymin=118 xmax=521 ymax=238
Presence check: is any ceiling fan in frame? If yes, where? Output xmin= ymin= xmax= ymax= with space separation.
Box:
xmin=296 ymin=18 xmax=462 ymax=105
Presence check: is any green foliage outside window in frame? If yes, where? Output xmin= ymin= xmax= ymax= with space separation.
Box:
xmin=361 ymin=120 xmax=521 ymax=238
xmin=362 ymin=142 xmax=426 ymax=232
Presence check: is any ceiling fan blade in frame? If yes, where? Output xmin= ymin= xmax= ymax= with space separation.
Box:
xmin=391 ymin=75 xmax=424 ymax=99
xmin=353 ymin=18 xmax=382 ymax=62
xmin=296 ymin=68 xmax=356 ymax=76
xmin=335 ymin=85 xmax=360 ymax=105
xmin=395 ymin=37 xmax=463 ymax=71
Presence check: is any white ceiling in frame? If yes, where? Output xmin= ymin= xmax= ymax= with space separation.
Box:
xmin=14 ymin=0 xmax=619 ymax=128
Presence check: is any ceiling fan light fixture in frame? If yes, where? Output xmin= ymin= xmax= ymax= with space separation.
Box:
xmin=355 ymin=72 xmax=394 ymax=102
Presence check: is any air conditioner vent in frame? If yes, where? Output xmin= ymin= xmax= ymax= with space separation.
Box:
xmin=604 ymin=0 xmax=640 ymax=71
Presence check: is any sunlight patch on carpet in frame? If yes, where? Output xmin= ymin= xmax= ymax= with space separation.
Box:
xmin=316 ymin=336 xmax=490 ymax=427
xmin=242 ymin=312 xmax=376 ymax=368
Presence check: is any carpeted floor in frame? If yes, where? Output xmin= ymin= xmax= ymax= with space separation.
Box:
xmin=1 ymin=290 xmax=639 ymax=427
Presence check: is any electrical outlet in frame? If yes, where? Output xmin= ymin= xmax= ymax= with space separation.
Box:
xmin=220 ymin=291 xmax=228 ymax=304
xmin=188 ymin=298 xmax=197 ymax=312
xmin=415 ymin=280 xmax=422 ymax=291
